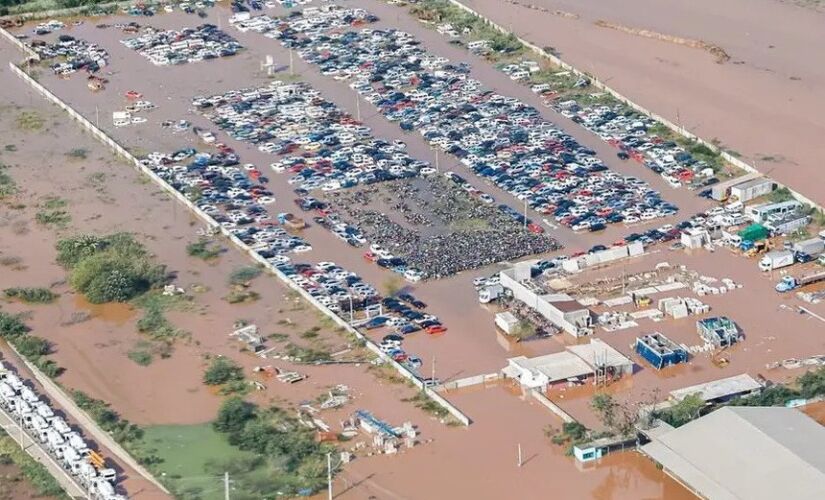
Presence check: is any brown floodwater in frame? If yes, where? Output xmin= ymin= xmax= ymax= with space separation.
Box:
xmin=73 ymin=295 xmax=136 ymax=325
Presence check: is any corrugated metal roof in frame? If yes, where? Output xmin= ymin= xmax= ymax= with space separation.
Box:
xmin=642 ymin=406 xmax=825 ymax=500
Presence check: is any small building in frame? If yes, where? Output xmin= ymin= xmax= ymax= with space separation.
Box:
xmin=503 ymin=339 xmax=633 ymax=391
xmin=573 ymin=434 xmax=637 ymax=463
xmin=746 ymin=200 xmax=802 ymax=223
xmin=709 ymin=172 xmax=763 ymax=201
xmin=680 ymin=227 xmax=709 ymax=249
xmin=635 ymin=333 xmax=688 ymax=370
xmin=640 ymin=406 xmax=825 ymax=500
xmin=669 ymin=373 xmax=762 ymax=404
xmin=494 ymin=311 xmax=519 ymax=335
xmin=696 ymin=317 xmax=740 ymax=347
xmin=729 ymin=178 xmax=774 ymax=203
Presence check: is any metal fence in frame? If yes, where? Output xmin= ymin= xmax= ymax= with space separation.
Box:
xmin=6 ymin=60 xmax=472 ymax=426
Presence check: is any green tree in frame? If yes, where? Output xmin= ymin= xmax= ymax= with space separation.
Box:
xmin=203 ymin=357 xmax=244 ymax=386
xmin=656 ymin=394 xmax=705 ymax=427
xmin=213 ymin=397 xmax=255 ymax=435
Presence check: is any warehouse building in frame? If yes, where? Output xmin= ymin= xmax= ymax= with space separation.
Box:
xmin=710 ymin=172 xmax=763 ymax=201
xmin=641 ymin=406 xmax=825 ymax=500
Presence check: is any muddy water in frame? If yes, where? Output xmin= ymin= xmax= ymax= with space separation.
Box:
xmin=73 ymin=295 xmax=136 ymax=325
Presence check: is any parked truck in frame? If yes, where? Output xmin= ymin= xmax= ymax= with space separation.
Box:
xmin=792 ymin=237 xmax=825 ymax=259
xmin=775 ymin=271 xmax=825 ymax=292
xmin=479 ymin=284 xmax=505 ymax=304
xmin=759 ymin=250 xmax=794 ymax=272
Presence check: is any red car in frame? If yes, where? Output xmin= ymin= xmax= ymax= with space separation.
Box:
xmin=363 ymin=252 xmax=378 ymax=262
xmin=426 ymin=325 xmax=447 ymax=335
xmin=527 ymin=223 xmax=544 ymax=234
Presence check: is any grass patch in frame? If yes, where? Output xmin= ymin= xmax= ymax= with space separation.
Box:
xmin=133 ymin=292 xmax=188 ymax=341
xmin=3 ymin=287 xmax=58 ymax=304
xmin=0 ymin=164 xmax=16 ymax=200
xmin=130 ymin=423 xmax=258 ymax=499
xmin=127 ymin=348 xmax=153 ymax=366
xmin=228 ymin=266 xmax=262 ymax=285
xmin=402 ymin=391 xmax=449 ymax=418
xmin=0 ymin=310 xmax=62 ymax=378
xmin=224 ymin=288 xmax=260 ymax=304
xmin=186 ymin=239 xmax=222 ymax=260
xmin=15 ymin=111 xmax=45 ymax=132
xmin=0 ymin=431 xmax=68 ymax=499
xmin=285 ymin=343 xmax=332 ymax=363
xmin=65 ymin=148 xmax=89 ymax=160
xmin=35 ymin=209 xmax=71 ymax=228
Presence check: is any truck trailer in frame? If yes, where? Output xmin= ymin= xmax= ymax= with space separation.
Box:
xmin=792 ymin=237 xmax=825 ymax=258
xmin=775 ymin=271 xmax=825 ymax=292
xmin=758 ymin=250 xmax=794 ymax=272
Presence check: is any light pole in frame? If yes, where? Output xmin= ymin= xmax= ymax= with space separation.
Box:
xmin=327 ymin=452 xmax=333 ymax=500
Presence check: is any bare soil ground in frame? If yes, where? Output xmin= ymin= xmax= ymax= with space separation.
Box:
xmin=461 ymin=0 xmax=825 ymax=206
xmin=0 ymin=462 xmax=59 ymax=500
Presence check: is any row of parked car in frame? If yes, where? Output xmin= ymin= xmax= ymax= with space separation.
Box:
xmin=275 ymin=260 xmax=446 ymax=335
xmin=232 ymin=6 xmax=676 ymax=232
xmin=121 ymin=23 xmax=242 ymax=66
xmin=193 ymin=81 xmax=428 ymax=190
xmin=0 ymin=362 xmax=125 ymax=500
xmin=29 ymin=35 xmax=109 ymax=76
xmin=142 ymin=148 xmax=315 ymax=261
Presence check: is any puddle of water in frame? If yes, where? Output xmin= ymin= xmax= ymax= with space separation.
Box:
xmin=73 ymin=295 xmax=136 ymax=325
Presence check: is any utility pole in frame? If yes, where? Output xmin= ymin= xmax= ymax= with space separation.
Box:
xmin=289 ymin=49 xmax=294 ymax=76
xmin=327 ymin=453 xmax=333 ymax=500
xmin=435 ymin=149 xmax=440 ymax=172
xmin=95 ymin=105 xmax=99 ymax=129
xmin=19 ymin=413 xmax=24 ymax=451
xmin=431 ymin=355 xmax=436 ymax=383
xmin=356 ymin=94 xmax=361 ymax=121
xmin=518 ymin=443 xmax=523 ymax=467
xmin=224 ymin=472 xmax=230 ymax=500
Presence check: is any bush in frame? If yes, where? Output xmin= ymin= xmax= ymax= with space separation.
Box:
xmin=214 ymin=397 xmax=255 ymax=434
xmin=57 ymin=233 xmax=167 ymax=303
xmin=71 ymin=390 xmax=144 ymax=444
xmin=229 ymin=266 xmax=262 ymax=285
xmin=187 ymin=239 xmax=221 ymax=260
xmin=203 ymin=357 xmax=244 ymax=386
xmin=0 ymin=164 xmax=16 ymax=199
xmin=3 ymin=287 xmax=58 ymax=304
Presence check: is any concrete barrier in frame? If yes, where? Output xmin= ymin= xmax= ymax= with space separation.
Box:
xmin=439 ymin=372 xmax=500 ymax=391
xmin=443 ymin=0 xmax=823 ymax=213
xmin=0 ymin=26 xmax=40 ymax=61
xmin=530 ymin=389 xmax=575 ymax=423
xmin=6 ymin=61 xmax=472 ymax=427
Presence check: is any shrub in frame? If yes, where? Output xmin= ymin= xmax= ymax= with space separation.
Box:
xmin=229 ymin=266 xmax=262 ymax=285
xmin=57 ymin=233 xmax=167 ymax=303
xmin=203 ymin=357 xmax=244 ymax=386
xmin=3 ymin=287 xmax=58 ymax=304
xmin=187 ymin=239 xmax=221 ymax=260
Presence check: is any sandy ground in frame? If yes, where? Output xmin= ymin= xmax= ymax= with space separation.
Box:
xmin=460 ymin=0 xmax=825 ymax=207
xmin=3 ymin=2 xmax=824 ymax=499
xmin=0 ymin=462 xmax=61 ymax=500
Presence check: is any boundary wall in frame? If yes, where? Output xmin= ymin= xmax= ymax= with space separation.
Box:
xmin=5 ymin=60 xmax=471 ymax=426
xmin=443 ymin=0 xmax=823 ymax=212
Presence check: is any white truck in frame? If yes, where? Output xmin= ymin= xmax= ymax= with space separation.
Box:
xmin=759 ymin=250 xmax=794 ymax=272
xmin=494 ymin=312 xmax=519 ymax=335
xmin=478 ymin=284 xmax=505 ymax=304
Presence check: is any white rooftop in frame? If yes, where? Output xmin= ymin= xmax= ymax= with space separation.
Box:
xmin=642 ymin=406 xmax=825 ymax=500
xmin=508 ymin=351 xmax=593 ymax=382
xmin=669 ymin=373 xmax=762 ymax=402
xmin=567 ymin=338 xmax=633 ymax=369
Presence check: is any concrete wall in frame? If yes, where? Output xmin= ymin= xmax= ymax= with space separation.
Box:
xmin=6 ymin=61 xmax=472 ymax=426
